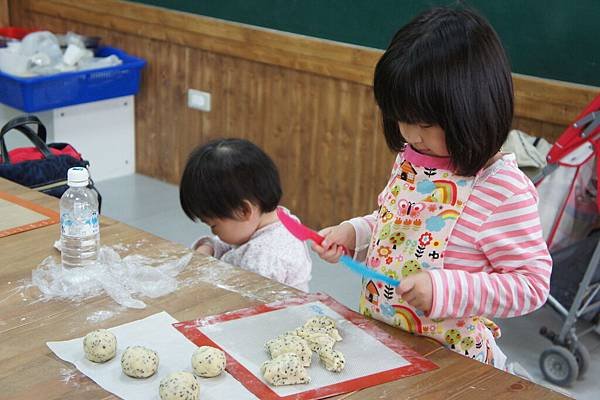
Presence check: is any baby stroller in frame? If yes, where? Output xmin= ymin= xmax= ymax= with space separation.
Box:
xmin=533 ymin=94 xmax=600 ymax=387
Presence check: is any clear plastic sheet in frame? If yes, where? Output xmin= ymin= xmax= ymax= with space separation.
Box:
xmin=31 ymin=246 xmax=192 ymax=309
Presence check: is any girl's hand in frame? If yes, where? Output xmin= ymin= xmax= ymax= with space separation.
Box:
xmin=311 ymin=223 xmax=355 ymax=263
xmin=195 ymin=244 xmax=214 ymax=256
xmin=397 ymin=272 xmax=433 ymax=314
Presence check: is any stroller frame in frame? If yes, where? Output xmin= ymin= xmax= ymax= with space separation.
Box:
xmin=533 ymin=100 xmax=600 ymax=387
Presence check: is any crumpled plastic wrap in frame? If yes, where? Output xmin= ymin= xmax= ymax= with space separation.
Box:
xmin=31 ymin=246 xmax=192 ymax=309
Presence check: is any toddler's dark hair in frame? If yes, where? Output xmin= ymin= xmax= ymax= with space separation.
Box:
xmin=180 ymin=138 xmax=282 ymax=220
xmin=374 ymin=6 xmax=513 ymax=176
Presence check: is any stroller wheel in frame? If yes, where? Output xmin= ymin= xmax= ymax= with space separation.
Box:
xmin=540 ymin=346 xmax=579 ymax=387
xmin=573 ymin=342 xmax=591 ymax=379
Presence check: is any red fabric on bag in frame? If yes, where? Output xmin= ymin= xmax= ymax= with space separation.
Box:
xmin=2 ymin=145 xmax=82 ymax=164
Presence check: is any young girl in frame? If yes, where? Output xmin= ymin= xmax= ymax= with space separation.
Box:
xmin=180 ymin=138 xmax=312 ymax=292
xmin=313 ymin=6 xmax=552 ymax=368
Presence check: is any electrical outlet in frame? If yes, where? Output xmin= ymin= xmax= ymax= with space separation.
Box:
xmin=187 ymin=89 xmax=211 ymax=112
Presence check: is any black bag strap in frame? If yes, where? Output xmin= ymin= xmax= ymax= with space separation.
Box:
xmin=0 ymin=115 xmax=52 ymax=164
xmin=88 ymin=177 xmax=103 ymax=214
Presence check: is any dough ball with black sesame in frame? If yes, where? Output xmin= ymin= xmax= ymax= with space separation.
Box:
xmin=159 ymin=371 xmax=199 ymax=400
xmin=121 ymin=346 xmax=159 ymax=378
xmin=83 ymin=329 xmax=117 ymax=363
xmin=191 ymin=346 xmax=226 ymax=377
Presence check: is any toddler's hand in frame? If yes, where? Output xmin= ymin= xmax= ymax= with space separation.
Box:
xmin=311 ymin=222 xmax=355 ymax=263
xmin=397 ymin=272 xmax=433 ymax=314
xmin=195 ymin=244 xmax=214 ymax=257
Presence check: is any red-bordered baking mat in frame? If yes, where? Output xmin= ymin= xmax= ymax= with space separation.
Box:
xmin=0 ymin=190 xmax=59 ymax=237
xmin=174 ymin=293 xmax=438 ymax=400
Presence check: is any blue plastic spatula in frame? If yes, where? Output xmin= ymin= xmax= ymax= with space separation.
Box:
xmin=338 ymin=255 xmax=400 ymax=286
xmin=276 ymin=207 xmax=400 ymax=286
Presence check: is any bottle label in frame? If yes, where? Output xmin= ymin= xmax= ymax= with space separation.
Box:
xmin=61 ymin=210 xmax=99 ymax=237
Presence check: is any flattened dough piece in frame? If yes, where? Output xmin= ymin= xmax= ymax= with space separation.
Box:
xmin=159 ymin=371 xmax=199 ymax=400
xmin=318 ymin=347 xmax=346 ymax=372
xmin=261 ymin=353 xmax=311 ymax=386
xmin=303 ymin=316 xmax=342 ymax=342
xmin=121 ymin=346 xmax=159 ymax=378
xmin=192 ymin=346 xmax=226 ymax=377
xmin=265 ymin=334 xmax=312 ymax=367
xmin=304 ymin=316 xmax=336 ymax=330
xmin=291 ymin=327 xmax=335 ymax=352
xmin=83 ymin=329 xmax=117 ymax=363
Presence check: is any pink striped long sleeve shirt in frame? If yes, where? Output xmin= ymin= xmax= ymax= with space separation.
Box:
xmin=348 ymin=154 xmax=552 ymax=320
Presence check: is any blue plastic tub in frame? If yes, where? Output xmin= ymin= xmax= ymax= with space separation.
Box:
xmin=0 ymin=46 xmax=146 ymax=112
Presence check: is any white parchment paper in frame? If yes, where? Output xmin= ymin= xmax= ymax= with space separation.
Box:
xmin=47 ymin=311 xmax=256 ymax=399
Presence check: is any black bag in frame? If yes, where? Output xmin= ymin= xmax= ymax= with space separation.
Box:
xmin=0 ymin=115 xmax=102 ymax=211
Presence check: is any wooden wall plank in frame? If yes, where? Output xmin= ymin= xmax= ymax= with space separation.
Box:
xmin=0 ymin=0 xmax=9 ymax=26
xmin=26 ymin=0 xmax=599 ymax=128
xmin=7 ymin=0 xmax=599 ymax=228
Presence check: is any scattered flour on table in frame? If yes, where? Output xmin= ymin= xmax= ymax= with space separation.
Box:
xmin=86 ymin=310 xmax=117 ymax=323
xmin=181 ymin=260 xmax=298 ymax=303
xmin=60 ymin=368 xmax=81 ymax=387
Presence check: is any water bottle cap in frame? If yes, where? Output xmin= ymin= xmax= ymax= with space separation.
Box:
xmin=67 ymin=167 xmax=89 ymax=187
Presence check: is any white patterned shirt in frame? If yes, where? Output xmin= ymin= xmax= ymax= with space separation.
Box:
xmin=193 ymin=220 xmax=312 ymax=292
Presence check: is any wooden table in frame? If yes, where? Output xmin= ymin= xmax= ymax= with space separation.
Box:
xmin=0 ymin=178 xmax=567 ymax=399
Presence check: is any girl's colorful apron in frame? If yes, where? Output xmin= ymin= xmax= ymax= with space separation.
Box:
xmin=359 ymin=147 xmax=501 ymax=365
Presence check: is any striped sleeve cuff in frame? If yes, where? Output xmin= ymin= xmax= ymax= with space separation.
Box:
xmin=426 ymin=268 xmax=449 ymax=319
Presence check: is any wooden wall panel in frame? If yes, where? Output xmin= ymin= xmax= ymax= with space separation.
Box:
xmin=0 ymin=0 xmax=9 ymax=26
xmin=7 ymin=0 xmax=599 ymax=229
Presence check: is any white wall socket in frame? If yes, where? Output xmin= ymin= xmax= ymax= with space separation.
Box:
xmin=187 ymin=89 xmax=211 ymax=112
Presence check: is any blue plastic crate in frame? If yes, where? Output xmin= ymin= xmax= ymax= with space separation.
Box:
xmin=0 ymin=46 xmax=146 ymax=112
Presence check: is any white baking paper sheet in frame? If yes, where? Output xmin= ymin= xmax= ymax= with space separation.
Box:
xmin=198 ymin=301 xmax=411 ymax=397
xmin=47 ymin=311 xmax=257 ymax=399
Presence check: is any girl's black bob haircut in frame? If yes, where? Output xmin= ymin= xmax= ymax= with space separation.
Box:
xmin=373 ymin=6 xmax=513 ymax=176
xmin=179 ymin=138 xmax=282 ymax=221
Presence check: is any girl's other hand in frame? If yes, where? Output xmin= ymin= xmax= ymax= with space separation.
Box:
xmin=311 ymin=223 xmax=355 ymax=263
xmin=397 ymin=272 xmax=433 ymax=313
xmin=195 ymin=244 xmax=215 ymax=256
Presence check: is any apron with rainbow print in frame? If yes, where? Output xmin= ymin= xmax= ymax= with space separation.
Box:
xmin=359 ymin=148 xmax=501 ymax=365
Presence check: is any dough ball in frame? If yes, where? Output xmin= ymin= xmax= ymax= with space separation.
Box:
xmin=318 ymin=347 xmax=345 ymax=372
xmin=292 ymin=327 xmax=335 ymax=352
xmin=191 ymin=346 xmax=226 ymax=377
xmin=83 ymin=329 xmax=117 ymax=363
xmin=121 ymin=346 xmax=159 ymax=378
xmin=159 ymin=371 xmax=199 ymax=400
xmin=265 ymin=334 xmax=312 ymax=367
xmin=303 ymin=316 xmax=342 ymax=342
xmin=261 ymin=353 xmax=310 ymax=386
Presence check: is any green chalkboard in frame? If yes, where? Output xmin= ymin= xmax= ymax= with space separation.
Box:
xmin=130 ymin=0 xmax=600 ymax=87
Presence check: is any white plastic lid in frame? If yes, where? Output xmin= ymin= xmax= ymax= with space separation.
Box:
xmin=67 ymin=167 xmax=89 ymax=187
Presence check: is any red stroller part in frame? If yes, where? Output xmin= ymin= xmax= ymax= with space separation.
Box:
xmin=533 ymin=93 xmax=600 ymax=387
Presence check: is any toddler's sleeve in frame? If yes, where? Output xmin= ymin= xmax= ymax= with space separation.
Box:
xmin=191 ymin=236 xmax=232 ymax=258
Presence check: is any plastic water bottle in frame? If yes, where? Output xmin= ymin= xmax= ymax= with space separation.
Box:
xmin=60 ymin=167 xmax=99 ymax=268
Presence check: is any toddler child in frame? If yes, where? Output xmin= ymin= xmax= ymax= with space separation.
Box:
xmin=180 ymin=138 xmax=312 ymax=292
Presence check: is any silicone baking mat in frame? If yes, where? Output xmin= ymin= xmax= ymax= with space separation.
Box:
xmin=0 ymin=190 xmax=59 ymax=237
xmin=174 ymin=293 xmax=438 ymax=399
